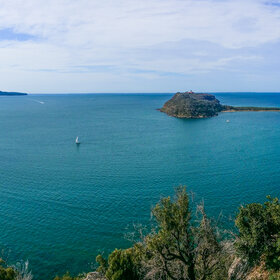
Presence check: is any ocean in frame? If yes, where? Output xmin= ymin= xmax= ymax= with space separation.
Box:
xmin=0 ymin=92 xmax=279 ymax=279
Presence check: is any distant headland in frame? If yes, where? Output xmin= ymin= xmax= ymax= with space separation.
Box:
xmin=160 ymin=91 xmax=280 ymax=118
xmin=0 ymin=91 xmax=27 ymax=96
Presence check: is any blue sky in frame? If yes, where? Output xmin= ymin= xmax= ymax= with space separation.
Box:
xmin=0 ymin=0 xmax=280 ymax=93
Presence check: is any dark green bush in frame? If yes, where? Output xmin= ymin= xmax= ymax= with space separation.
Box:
xmin=105 ymin=248 xmax=139 ymax=280
xmin=0 ymin=259 xmax=16 ymax=280
xmin=235 ymin=196 xmax=280 ymax=269
xmin=53 ymin=271 xmax=82 ymax=280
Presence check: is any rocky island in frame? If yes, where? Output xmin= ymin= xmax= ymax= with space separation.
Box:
xmin=160 ymin=91 xmax=280 ymax=118
xmin=0 ymin=91 xmax=27 ymax=96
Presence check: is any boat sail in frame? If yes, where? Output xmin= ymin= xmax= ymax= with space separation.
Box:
xmin=75 ymin=136 xmax=80 ymax=144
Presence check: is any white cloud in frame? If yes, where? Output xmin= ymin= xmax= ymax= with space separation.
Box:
xmin=0 ymin=0 xmax=279 ymax=92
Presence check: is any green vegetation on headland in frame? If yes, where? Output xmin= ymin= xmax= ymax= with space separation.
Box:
xmin=0 ymin=91 xmax=27 ymax=96
xmin=2 ymin=188 xmax=280 ymax=280
xmin=223 ymin=106 xmax=280 ymax=112
xmin=160 ymin=91 xmax=280 ymax=118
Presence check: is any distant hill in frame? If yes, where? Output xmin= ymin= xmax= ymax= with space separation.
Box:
xmin=0 ymin=91 xmax=27 ymax=96
xmin=160 ymin=91 xmax=280 ymax=118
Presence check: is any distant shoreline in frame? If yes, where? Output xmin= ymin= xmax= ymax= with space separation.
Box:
xmin=222 ymin=105 xmax=280 ymax=112
xmin=0 ymin=91 xmax=27 ymax=96
xmin=222 ymin=109 xmax=280 ymax=112
xmin=7 ymin=92 xmax=280 ymax=95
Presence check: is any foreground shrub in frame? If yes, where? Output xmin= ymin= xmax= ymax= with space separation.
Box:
xmin=53 ymin=272 xmax=83 ymax=280
xmin=97 ymin=187 xmax=230 ymax=280
xmin=0 ymin=259 xmax=16 ymax=280
xmin=105 ymin=248 xmax=140 ymax=280
xmin=143 ymin=187 xmax=228 ymax=280
xmin=235 ymin=196 xmax=280 ymax=269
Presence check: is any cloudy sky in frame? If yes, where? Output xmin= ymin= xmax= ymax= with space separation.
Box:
xmin=0 ymin=0 xmax=280 ymax=93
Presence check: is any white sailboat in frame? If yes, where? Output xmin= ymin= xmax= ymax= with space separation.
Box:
xmin=75 ymin=136 xmax=80 ymax=144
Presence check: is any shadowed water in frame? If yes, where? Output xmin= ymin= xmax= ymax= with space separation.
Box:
xmin=0 ymin=93 xmax=279 ymax=279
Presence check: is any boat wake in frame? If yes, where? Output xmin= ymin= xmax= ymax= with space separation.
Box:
xmin=30 ymin=98 xmax=45 ymax=104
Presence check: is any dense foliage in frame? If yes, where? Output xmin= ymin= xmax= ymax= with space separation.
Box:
xmin=54 ymin=272 xmax=83 ymax=280
xmin=104 ymin=248 xmax=139 ymax=280
xmin=160 ymin=92 xmax=225 ymax=118
xmin=235 ymin=196 xmax=280 ymax=270
xmin=0 ymin=259 xmax=16 ymax=280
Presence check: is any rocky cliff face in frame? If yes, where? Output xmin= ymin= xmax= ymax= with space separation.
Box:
xmin=160 ymin=91 xmax=225 ymax=118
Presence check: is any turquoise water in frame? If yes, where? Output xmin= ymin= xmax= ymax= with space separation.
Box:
xmin=0 ymin=93 xmax=280 ymax=279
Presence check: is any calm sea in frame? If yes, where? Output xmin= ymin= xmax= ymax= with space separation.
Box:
xmin=0 ymin=93 xmax=279 ymax=279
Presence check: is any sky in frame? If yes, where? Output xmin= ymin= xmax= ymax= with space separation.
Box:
xmin=0 ymin=0 xmax=280 ymax=93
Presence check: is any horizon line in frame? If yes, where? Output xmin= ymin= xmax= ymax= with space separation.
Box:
xmin=25 ymin=91 xmax=280 ymax=95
